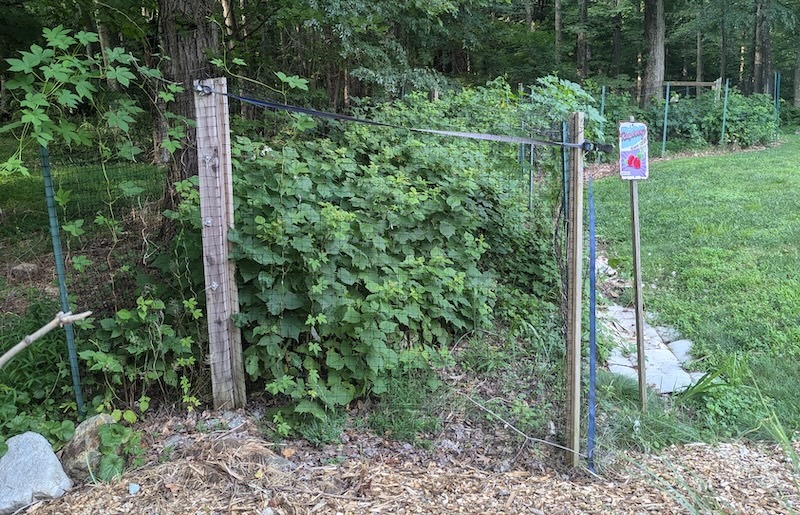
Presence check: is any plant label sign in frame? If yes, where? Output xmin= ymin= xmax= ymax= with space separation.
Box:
xmin=619 ymin=122 xmax=649 ymax=180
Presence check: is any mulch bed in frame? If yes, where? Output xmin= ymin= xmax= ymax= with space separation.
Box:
xmin=24 ymin=409 xmax=800 ymax=515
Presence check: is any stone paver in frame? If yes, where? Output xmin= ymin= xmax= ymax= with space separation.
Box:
xmin=600 ymin=304 xmax=702 ymax=395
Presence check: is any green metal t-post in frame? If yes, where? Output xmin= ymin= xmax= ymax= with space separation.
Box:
xmin=661 ymin=82 xmax=670 ymax=158
xmin=40 ymin=146 xmax=85 ymax=415
xmin=775 ymin=71 xmax=781 ymax=143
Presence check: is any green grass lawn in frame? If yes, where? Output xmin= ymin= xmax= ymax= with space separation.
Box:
xmin=594 ymin=135 xmax=800 ymax=432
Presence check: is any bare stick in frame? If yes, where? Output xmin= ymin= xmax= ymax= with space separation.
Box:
xmin=0 ymin=311 xmax=92 ymax=369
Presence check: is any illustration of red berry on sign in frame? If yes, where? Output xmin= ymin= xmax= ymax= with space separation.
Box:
xmin=627 ymin=154 xmax=635 ymax=166
xmin=632 ymin=156 xmax=641 ymax=169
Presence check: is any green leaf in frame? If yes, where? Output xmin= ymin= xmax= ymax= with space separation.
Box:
xmin=326 ymin=349 xmax=345 ymax=370
xmin=5 ymin=74 xmax=34 ymax=90
xmin=75 ymin=31 xmax=100 ymax=45
xmin=56 ymin=89 xmax=80 ymax=109
xmin=71 ymin=255 xmax=93 ymax=273
xmin=105 ymin=47 xmax=134 ymax=65
xmin=122 ymin=410 xmax=137 ymax=424
xmin=232 ymin=57 xmax=247 ymax=66
xmin=294 ymin=400 xmax=326 ymax=420
xmin=118 ymin=181 xmax=145 ymax=197
xmin=439 ymin=220 xmax=456 ymax=238
xmin=342 ymin=307 xmax=361 ymax=324
xmin=21 ymin=92 xmax=48 ymax=109
xmin=43 ymin=26 xmax=75 ymax=50
xmin=116 ymin=141 xmax=143 ymax=160
xmin=107 ymin=66 xmax=136 ymax=87
xmin=98 ymin=454 xmax=124 ymax=481
xmin=21 ymin=107 xmax=48 ymax=128
xmin=74 ymin=79 xmax=97 ymax=100
xmin=6 ymin=58 xmax=32 ymax=74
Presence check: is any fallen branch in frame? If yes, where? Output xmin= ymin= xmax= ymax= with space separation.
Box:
xmin=0 ymin=311 xmax=92 ymax=369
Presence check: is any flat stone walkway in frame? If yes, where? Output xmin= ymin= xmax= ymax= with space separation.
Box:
xmin=600 ymin=304 xmax=704 ymax=394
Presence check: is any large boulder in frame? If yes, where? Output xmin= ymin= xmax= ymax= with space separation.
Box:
xmin=0 ymin=432 xmax=72 ymax=514
xmin=60 ymin=414 xmax=115 ymax=481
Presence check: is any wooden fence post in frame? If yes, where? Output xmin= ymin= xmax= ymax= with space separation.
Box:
xmin=194 ymin=77 xmax=246 ymax=409
xmin=565 ymin=111 xmax=585 ymax=468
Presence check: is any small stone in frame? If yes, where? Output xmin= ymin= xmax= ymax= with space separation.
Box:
xmin=9 ymin=263 xmax=39 ymax=282
xmin=128 ymin=483 xmax=141 ymax=495
xmin=259 ymin=508 xmax=275 ymax=515
xmin=0 ymin=432 xmax=72 ymax=514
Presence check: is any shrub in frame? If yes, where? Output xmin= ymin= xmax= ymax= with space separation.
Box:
xmin=227 ymin=79 xmax=561 ymax=421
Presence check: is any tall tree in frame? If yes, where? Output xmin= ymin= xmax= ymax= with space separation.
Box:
xmin=157 ymin=0 xmax=220 ymax=210
xmin=795 ymin=33 xmax=800 ymax=107
xmin=576 ymin=0 xmax=589 ymax=79
xmin=642 ymin=0 xmax=665 ymax=105
xmin=555 ymin=0 xmax=562 ymax=66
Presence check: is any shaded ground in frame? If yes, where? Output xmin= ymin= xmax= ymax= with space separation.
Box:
xmin=24 ymin=407 xmax=800 ymax=514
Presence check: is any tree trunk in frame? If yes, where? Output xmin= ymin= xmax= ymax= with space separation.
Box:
xmin=795 ymin=35 xmax=800 ymax=108
xmin=94 ymin=0 xmax=120 ymax=91
xmin=554 ymin=0 xmax=561 ymax=66
xmin=696 ymin=29 xmax=704 ymax=96
xmin=611 ymin=0 xmax=622 ymax=76
xmin=576 ymin=0 xmax=589 ymax=80
xmin=642 ymin=0 xmax=665 ymax=107
xmin=720 ymin=2 xmax=727 ymax=80
xmin=761 ymin=0 xmax=772 ymax=95
xmin=752 ymin=0 xmax=765 ymax=94
xmin=158 ymin=0 xmax=220 ymax=214
xmin=524 ymin=0 xmax=534 ymax=31
xmin=220 ymin=0 xmax=238 ymax=49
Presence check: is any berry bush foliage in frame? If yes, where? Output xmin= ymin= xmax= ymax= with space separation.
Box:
xmin=226 ymin=81 xmax=560 ymax=420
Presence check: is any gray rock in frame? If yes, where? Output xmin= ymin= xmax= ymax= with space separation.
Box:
xmin=9 ymin=263 xmax=39 ymax=282
xmin=608 ymin=364 xmax=639 ymax=382
xmin=668 ymin=339 xmax=694 ymax=365
xmin=655 ymin=326 xmax=682 ymax=343
xmin=607 ymin=348 xmax=633 ymax=367
xmin=647 ymin=363 xmax=693 ymax=394
xmin=0 ymin=432 xmax=72 ymax=514
xmin=644 ymin=348 xmax=679 ymax=366
xmin=60 ymin=414 xmax=115 ymax=481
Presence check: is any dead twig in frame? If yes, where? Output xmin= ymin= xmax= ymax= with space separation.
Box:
xmin=0 ymin=311 xmax=92 ymax=369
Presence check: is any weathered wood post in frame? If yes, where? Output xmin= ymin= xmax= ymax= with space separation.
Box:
xmin=565 ymin=111 xmax=585 ymax=468
xmin=194 ymin=77 xmax=246 ymax=409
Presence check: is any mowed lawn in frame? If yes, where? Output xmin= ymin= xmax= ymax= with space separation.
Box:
xmin=593 ymin=135 xmax=800 ymax=428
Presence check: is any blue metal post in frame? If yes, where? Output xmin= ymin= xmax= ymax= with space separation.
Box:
xmin=40 ymin=146 xmax=85 ymax=415
xmin=720 ymin=79 xmax=730 ymax=145
xmin=661 ymin=82 xmax=670 ymax=157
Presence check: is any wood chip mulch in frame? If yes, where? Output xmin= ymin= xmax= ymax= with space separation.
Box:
xmin=24 ymin=417 xmax=800 ymax=515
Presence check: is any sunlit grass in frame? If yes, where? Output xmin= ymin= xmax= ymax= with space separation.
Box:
xmin=593 ymin=135 xmax=800 ymax=433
